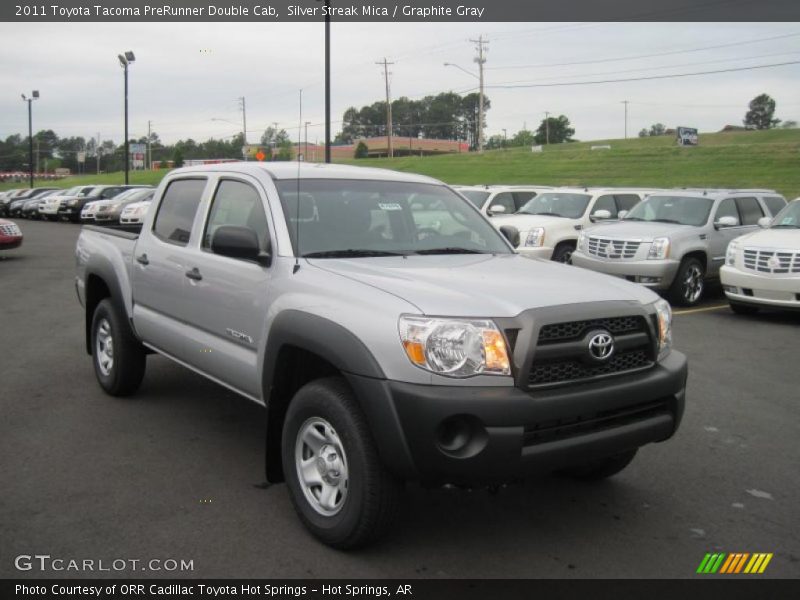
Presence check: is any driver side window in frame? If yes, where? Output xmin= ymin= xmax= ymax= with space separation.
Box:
xmin=592 ymin=195 xmax=618 ymax=218
xmin=715 ymin=198 xmax=740 ymax=225
xmin=203 ymin=179 xmax=270 ymax=253
xmin=489 ymin=192 xmax=515 ymax=214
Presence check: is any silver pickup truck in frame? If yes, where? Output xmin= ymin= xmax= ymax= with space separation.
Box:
xmin=75 ymin=162 xmax=687 ymax=548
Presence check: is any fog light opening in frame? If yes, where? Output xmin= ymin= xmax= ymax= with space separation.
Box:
xmin=436 ymin=415 xmax=489 ymax=459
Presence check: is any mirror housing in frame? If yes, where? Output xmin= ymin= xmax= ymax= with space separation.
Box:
xmin=499 ymin=225 xmax=520 ymax=248
xmin=591 ymin=209 xmax=612 ymax=221
xmin=488 ymin=204 xmax=506 ymax=215
xmin=757 ymin=216 xmax=772 ymax=229
xmin=714 ymin=215 xmax=738 ymax=229
xmin=211 ymin=225 xmax=270 ymax=266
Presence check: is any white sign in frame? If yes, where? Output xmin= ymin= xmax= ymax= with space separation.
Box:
xmin=531 ymin=145 xmax=543 ymax=153
xmin=77 ymin=151 xmax=86 ymax=163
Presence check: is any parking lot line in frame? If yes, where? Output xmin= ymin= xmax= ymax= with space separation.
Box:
xmin=673 ymin=304 xmax=729 ymax=316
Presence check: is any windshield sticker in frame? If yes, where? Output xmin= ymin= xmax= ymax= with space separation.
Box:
xmin=781 ymin=217 xmax=794 ymax=225
xmin=379 ymin=203 xmax=403 ymax=211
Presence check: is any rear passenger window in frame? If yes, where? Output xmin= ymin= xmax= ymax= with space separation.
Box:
xmin=614 ymin=194 xmax=641 ymax=212
xmin=715 ymin=198 xmax=740 ymax=225
xmin=592 ymin=195 xmax=618 ymax=218
xmin=763 ymin=196 xmax=787 ymax=216
xmin=735 ymin=196 xmax=764 ymax=226
xmin=203 ymin=180 xmax=270 ymax=253
xmin=153 ymin=179 xmax=206 ymax=246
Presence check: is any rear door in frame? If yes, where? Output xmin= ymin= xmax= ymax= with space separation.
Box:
xmin=131 ymin=177 xmax=208 ymax=360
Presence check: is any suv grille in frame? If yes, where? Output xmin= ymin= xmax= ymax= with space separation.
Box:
xmin=743 ymin=248 xmax=800 ymax=274
xmin=528 ymin=315 xmax=654 ymax=388
xmin=587 ymin=237 xmax=641 ymax=259
xmin=0 ymin=223 xmax=22 ymax=236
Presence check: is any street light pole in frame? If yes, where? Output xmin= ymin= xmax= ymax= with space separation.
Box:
xmin=622 ymin=100 xmax=629 ymax=139
xmin=21 ymin=91 xmax=39 ymax=188
xmin=118 ymin=51 xmax=135 ymax=184
xmin=304 ymin=121 xmax=311 ymax=161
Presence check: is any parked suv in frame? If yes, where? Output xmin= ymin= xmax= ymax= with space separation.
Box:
xmin=58 ymin=185 xmax=146 ymax=222
xmin=40 ymin=186 xmax=96 ymax=220
xmin=94 ymin=188 xmax=155 ymax=223
xmin=572 ymin=189 xmax=787 ymax=306
xmin=7 ymin=187 xmax=59 ymax=217
xmin=453 ymin=185 xmax=553 ymax=217
xmin=492 ymin=188 xmax=658 ymax=263
xmin=721 ymin=198 xmax=800 ymax=313
xmin=76 ymin=162 xmax=687 ymax=548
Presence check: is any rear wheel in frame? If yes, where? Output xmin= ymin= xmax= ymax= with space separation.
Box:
xmin=669 ymin=257 xmax=705 ymax=306
xmin=729 ymin=301 xmax=760 ymax=315
xmin=91 ymin=298 xmax=146 ymax=396
xmin=560 ymin=449 xmax=638 ymax=481
xmin=551 ymin=242 xmax=576 ymax=264
xmin=282 ymin=377 xmax=401 ymax=549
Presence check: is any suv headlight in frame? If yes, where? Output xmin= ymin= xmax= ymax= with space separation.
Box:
xmin=725 ymin=241 xmax=738 ymax=266
xmin=577 ymin=230 xmax=587 ymax=252
xmin=398 ymin=315 xmax=511 ymax=377
xmin=524 ymin=228 xmax=545 ymax=247
xmin=653 ymin=298 xmax=672 ymax=359
xmin=68 ymin=199 xmax=79 ymax=206
xmin=648 ymin=237 xmax=670 ymax=260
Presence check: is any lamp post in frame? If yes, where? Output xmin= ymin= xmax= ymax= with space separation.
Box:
xmin=21 ymin=91 xmax=39 ymax=188
xmin=118 ymin=51 xmax=135 ymax=184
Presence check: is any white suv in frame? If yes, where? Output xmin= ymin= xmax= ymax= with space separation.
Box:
xmin=492 ymin=187 xmax=659 ymax=262
xmin=453 ymin=185 xmax=554 ymax=217
xmin=721 ymin=198 xmax=800 ymax=313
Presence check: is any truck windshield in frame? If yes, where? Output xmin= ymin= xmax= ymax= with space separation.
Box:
xmin=517 ymin=193 xmax=591 ymax=219
xmin=770 ymin=201 xmax=800 ymax=228
xmin=276 ymin=179 xmax=513 ymax=258
xmin=457 ymin=189 xmax=490 ymax=208
xmin=624 ymin=195 xmax=713 ymax=227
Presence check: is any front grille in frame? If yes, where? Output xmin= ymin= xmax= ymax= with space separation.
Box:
xmin=528 ymin=349 xmax=652 ymax=386
xmin=0 ymin=223 xmax=21 ymax=236
xmin=743 ymin=248 xmax=800 ymax=274
xmin=528 ymin=315 xmax=654 ymax=388
xmin=523 ymin=399 xmax=670 ymax=446
xmin=538 ymin=315 xmax=644 ymax=343
xmin=587 ymin=236 xmax=641 ymax=259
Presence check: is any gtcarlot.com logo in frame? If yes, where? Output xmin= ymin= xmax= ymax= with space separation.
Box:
xmin=14 ymin=554 xmax=194 ymax=572
xmin=697 ymin=552 xmax=773 ymax=574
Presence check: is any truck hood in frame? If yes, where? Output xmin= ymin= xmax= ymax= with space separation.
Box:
xmin=492 ymin=213 xmax=577 ymax=231
xmin=309 ymin=254 xmax=657 ymax=317
xmin=586 ymin=220 xmax=699 ymax=241
xmin=734 ymin=228 xmax=800 ymax=248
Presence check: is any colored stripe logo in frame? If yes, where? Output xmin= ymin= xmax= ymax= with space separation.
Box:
xmin=697 ymin=553 xmax=773 ymax=574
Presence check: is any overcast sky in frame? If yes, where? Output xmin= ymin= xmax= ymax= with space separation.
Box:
xmin=1 ymin=21 xmax=798 ymax=146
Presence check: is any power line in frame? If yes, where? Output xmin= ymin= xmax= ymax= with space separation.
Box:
xmin=485 ymin=31 xmax=800 ymax=71
xmin=484 ymin=60 xmax=800 ymax=89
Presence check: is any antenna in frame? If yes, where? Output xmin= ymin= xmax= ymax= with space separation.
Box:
xmin=293 ymin=88 xmax=302 ymax=274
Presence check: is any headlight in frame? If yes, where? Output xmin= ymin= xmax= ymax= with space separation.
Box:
xmin=524 ymin=228 xmax=545 ymax=247
xmin=648 ymin=237 xmax=670 ymax=260
xmin=398 ymin=315 xmax=511 ymax=377
xmin=577 ymin=230 xmax=587 ymax=251
xmin=68 ymin=199 xmax=79 ymax=206
xmin=726 ymin=241 xmax=738 ymax=266
xmin=653 ymin=298 xmax=672 ymax=359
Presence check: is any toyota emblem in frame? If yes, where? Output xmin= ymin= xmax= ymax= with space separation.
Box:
xmin=588 ymin=332 xmax=615 ymax=361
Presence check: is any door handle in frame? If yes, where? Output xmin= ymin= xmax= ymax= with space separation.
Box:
xmin=136 ymin=253 xmax=149 ymax=265
xmin=185 ymin=267 xmax=203 ymax=281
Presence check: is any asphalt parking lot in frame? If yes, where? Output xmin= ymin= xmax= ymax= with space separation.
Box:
xmin=1 ymin=220 xmax=798 ymax=579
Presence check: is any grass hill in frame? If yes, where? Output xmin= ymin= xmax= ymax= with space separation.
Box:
xmin=3 ymin=129 xmax=799 ymax=198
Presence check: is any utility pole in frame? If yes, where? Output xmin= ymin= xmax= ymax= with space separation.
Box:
xmin=502 ymin=128 xmax=507 ymax=150
xmin=304 ymin=121 xmax=311 ymax=161
xmin=238 ymin=96 xmax=248 ymax=160
xmin=96 ymin=133 xmax=101 ymax=175
xmin=622 ymin=100 xmax=629 ymax=139
xmin=544 ymin=111 xmax=550 ymax=145
xmin=35 ymin=138 xmax=40 ymax=176
xmin=376 ymin=57 xmax=395 ymax=158
xmin=147 ymin=120 xmax=152 ymax=170
xmin=469 ymin=35 xmax=488 ymax=153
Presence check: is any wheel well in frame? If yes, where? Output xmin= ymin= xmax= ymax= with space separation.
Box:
xmin=682 ymin=250 xmax=708 ymax=271
xmin=85 ymin=274 xmax=111 ymax=354
xmin=265 ymin=345 xmax=340 ymax=483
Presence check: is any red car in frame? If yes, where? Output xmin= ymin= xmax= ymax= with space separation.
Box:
xmin=0 ymin=219 xmax=23 ymax=250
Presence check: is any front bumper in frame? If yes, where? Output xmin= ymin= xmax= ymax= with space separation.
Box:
xmin=572 ymin=251 xmax=680 ymax=289
xmin=0 ymin=237 xmax=23 ymax=249
xmin=349 ymin=351 xmax=687 ymax=484
xmin=721 ymin=265 xmax=800 ymax=310
xmin=516 ymin=246 xmax=554 ymax=260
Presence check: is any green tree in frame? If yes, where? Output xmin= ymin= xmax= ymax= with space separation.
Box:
xmin=638 ymin=128 xmax=649 ymax=138
xmin=744 ymin=94 xmax=780 ymax=130
xmin=649 ymin=123 xmax=666 ymax=136
xmin=172 ymin=148 xmax=184 ymax=168
xmin=354 ymin=141 xmax=369 ymax=158
xmin=534 ymin=115 xmax=575 ymax=144
xmin=510 ymin=129 xmax=536 ymax=147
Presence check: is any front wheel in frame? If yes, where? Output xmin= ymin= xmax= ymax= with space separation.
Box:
xmin=551 ymin=242 xmax=576 ymax=264
xmin=669 ymin=257 xmax=705 ymax=306
xmin=282 ymin=377 xmax=401 ymax=549
xmin=559 ymin=449 xmax=638 ymax=481
xmin=91 ymin=298 xmax=146 ymax=396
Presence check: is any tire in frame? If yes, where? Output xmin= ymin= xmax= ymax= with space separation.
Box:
xmin=669 ymin=257 xmax=706 ymax=307
xmin=282 ymin=377 xmax=401 ymax=549
xmin=91 ymin=298 xmax=146 ymax=396
xmin=729 ymin=301 xmax=759 ymax=315
xmin=551 ymin=242 xmax=576 ymax=264
xmin=560 ymin=449 xmax=638 ymax=481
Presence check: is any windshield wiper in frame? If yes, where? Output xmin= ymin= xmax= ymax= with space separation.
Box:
xmin=771 ymin=224 xmax=799 ymax=229
xmin=302 ymin=249 xmax=406 ymax=258
xmin=415 ymin=247 xmax=486 ymax=255
xmin=623 ymin=216 xmax=645 ymax=221
xmin=650 ymin=218 xmax=685 ymax=224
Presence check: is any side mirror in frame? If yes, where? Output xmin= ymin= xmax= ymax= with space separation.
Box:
xmin=211 ymin=225 xmax=270 ymax=266
xmin=591 ymin=209 xmax=612 ymax=221
xmin=489 ymin=204 xmax=506 ymax=215
xmin=618 ymin=210 xmax=629 ymax=219
xmin=714 ymin=215 xmax=738 ymax=229
xmin=757 ymin=216 xmax=772 ymax=229
xmin=499 ymin=225 xmax=520 ymax=247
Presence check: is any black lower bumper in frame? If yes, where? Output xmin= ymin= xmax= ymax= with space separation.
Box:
xmin=348 ymin=351 xmax=687 ymax=484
